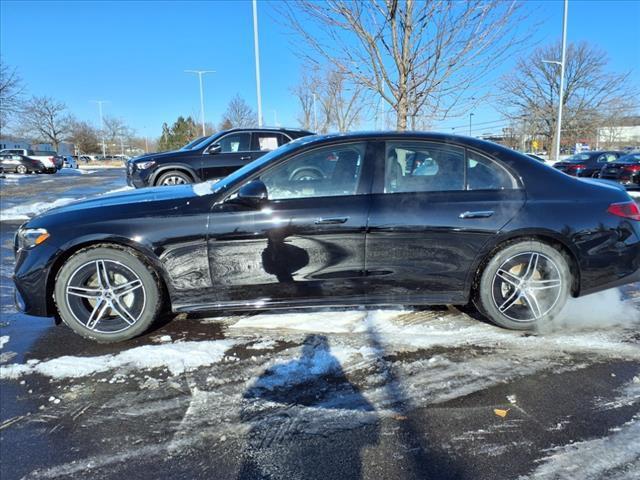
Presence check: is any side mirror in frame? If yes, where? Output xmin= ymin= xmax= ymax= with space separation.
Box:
xmin=207 ymin=143 xmax=221 ymax=154
xmin=234 ymin=180 xmax=268 ymax=207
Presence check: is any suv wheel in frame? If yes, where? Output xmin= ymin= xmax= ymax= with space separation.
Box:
xmin=156 ymin=171 xmax=192 ymax=186
xmin=16 ymin=165 xmax=28 ymax=174
xmin=475 ymin=240 xmax=571 ymax=330
xmin=54 ymin=246 xmax=163 ymax=342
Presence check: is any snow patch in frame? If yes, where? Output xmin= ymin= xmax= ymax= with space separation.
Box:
xmin=57 ymin=168 xmax=95 ymax=175
xmin=192 ymin=181 xmax=215 ymax=197
xmin=0 ymin=336 xmax=8 ymax=349
xmin=628 ymin=191 xmax=640 ymax=198
xmin=0 ymin=340 xmax=237 ymax=379
xmin=0 ymin=197 xmax=77 ymax=221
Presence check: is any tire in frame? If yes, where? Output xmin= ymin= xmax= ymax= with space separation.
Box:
xmin=16 ymin=165 xmax=28 ymax=174
xmin=156 ymin=170 xmax=192 ymax=186
xmin=474 ymin=240 xmax=571 ymax=330
xmin=289 ymin=169 xmax=324 ymax=182
xmin=54 ymin=246 xmax=163 ymax=342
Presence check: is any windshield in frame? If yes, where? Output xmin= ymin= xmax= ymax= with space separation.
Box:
xmin=179 ymin=136 xmax=210 ymax=151
xmin=565 ymin=153 xmax=591 ymax=163
xmin=615 ymin=153 xmax=640 ymax=164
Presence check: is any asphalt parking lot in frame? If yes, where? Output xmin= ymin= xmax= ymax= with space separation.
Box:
xmin=1 ymin=169 xmax=639 ymax=480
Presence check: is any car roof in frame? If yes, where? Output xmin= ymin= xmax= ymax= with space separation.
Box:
xmin=221 ymin=127 xmax=314 ymax=135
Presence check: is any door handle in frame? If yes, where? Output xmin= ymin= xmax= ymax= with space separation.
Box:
xmin=240 ymin=155 xmax=252 ymax=161
xmin=459 ymin=210 xmax=494 ymax=219
xmin=315 ymin=217 xmax=349 ymax=225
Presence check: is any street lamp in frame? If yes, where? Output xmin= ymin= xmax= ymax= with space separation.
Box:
xmin=91 ymin=100 xmax=109 ymax=158
xmin=543 ymin=0 xmax=568 ymax=161
xmin=469 ymin=113 xmax=474 ymax=136
xmin=312 ymin=93 xmax=318 ymax=132
xmin=252 ymin=0 xmax=263 ymax=127
xmin=185 ymin=70 xmax=215 ymax=136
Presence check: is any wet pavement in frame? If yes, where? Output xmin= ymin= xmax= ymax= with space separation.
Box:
xmin=1 ymin=169 xmax=639 ymax=480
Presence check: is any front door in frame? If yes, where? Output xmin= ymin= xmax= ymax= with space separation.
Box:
xmin=204 ymin=141 xmax=373 ymax=308
xmin=364 ymin=140 xmax=525 ymax=304
xmin=200 ymin=131 xmax=255 ymax=181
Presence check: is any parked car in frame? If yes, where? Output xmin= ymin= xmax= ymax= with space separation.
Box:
xmin=599 ymin=153 xmax=640 ymax=189
xmin=553 ymin=151 xmax=622 ymax=177
xmin=126 ymin=127 xmax=314 ymax=188
xmin=59 ymin=155 xmax=79 ymax=169
xmin=525 ymin=153 xmax=546 ymax=162
xmin=14 ymin=132 xmax=640 ymax=343
xmin=0 ymin=153 xmax=46 ymax=174
xmin=0 ymin=148 xmax=58 ymax=173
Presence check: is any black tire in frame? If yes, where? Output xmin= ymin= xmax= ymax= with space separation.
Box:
xmin=474 ymin=240 xmax=571 ymax=330
xmin=54 ymin=246 xmax=163 ymax=342
xmin=16 ymin=165 xmax=28 ymax=174
xmin=156 ymin=170 xmax=192 ymax=186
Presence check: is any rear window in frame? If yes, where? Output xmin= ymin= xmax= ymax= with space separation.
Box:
xmin=566 ymin=154 xmax=591 ymax=162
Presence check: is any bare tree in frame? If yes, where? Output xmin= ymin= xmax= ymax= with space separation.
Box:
xmin=500 ymin=41 xmax=637 ymax=151
xmin=291 ymin=68 xmax=320 ymax=130
xmin=102 ymin=116 xmax=135 ymax=154
xmin=18 ymin=96 xmax=71 ymax=149
xmin=324 ymin=69 xmax=366 ymax=132
xmin=280 ymin=0 xmax=530 ymax=130
xmin=68 ymin=119 xmax=100 ymax=154
xmin=221 ymin=95 xmax=257 ymax=128
xmin=0 ymin=59 xmax=25 ymax=130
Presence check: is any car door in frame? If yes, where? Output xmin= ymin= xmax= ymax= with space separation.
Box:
xmin=364 ymin=140 xmax=525 ymax=304
xmin=200 ymin=131 xmax=253 ymax=181
xmin=202 ymin=141 xmax=373 ymax=308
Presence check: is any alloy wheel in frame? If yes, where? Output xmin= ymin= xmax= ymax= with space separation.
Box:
xmin=16 ymin=165 xmax=27 ymax=174
xmin=160 ymin=175 xmax=188 ymax=185
xmin=65 ymin=259 xmax=146 ymax=333
xmin=491 ymin=252 xmax=563 ymax=322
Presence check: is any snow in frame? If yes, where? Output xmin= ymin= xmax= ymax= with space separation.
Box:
xmin=0 ymin=335 xmax=8 ymax=349
xmin=57 ymin=168 xmax=95 ymax=175
xmin=628 ymin=190 xmax=640 ymax=198
xmin=0 ymin=339 xmax=237 ymax=379
xmin=192 ymin=181 xmax=215 ymax=197
xmin=522 ymin=415 xmax=640 ymax=480
xmin=0 ymin=197 xmax=77 ymax=221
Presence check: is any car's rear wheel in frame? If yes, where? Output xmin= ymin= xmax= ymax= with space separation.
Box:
xmin=475 ymin=240 xmax=571 ymax=330
xmin=16 ymin=165 xmax=28 ymax=174
xmin=54 ymin=246 xmax=163 ymax=342
xmin=157 ymin=171 xmax=192 ymax=186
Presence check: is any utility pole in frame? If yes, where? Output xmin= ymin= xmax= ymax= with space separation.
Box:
xmin=469 ymin=112 xmax=474 ymax=136
xmin=185 ymin=70 xmax=215 ymax=136
xmin=312 ymin=93 xmax=318 ymax=132
xmin=252 ymin=0 xmax=263 ymax=127
xmin=91 ymin=100 xmax=108 ymax=158
xmin=543 ymin=0 xmax=568 ymax=161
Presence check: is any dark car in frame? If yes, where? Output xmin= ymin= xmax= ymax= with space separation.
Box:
xmin=525 ymin=153 xmax=546 ymax=162
xmin=599 ymin=152 xmax=640 ymax=189
xmin=14 ymin=132 xmax=640 ymax=343
xmin=126 ymin=127 xmax=313 ymax=188
xmin=553 ymin=151 xmax=622 ymax=177
xmin=0 ymin=153 xmax=46 ymax=174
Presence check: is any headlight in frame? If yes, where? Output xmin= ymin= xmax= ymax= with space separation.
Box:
xmin=17 ymin=228 xmax=50 ymax=250
xmin=136 ymin=160 xmax=156 ymax=170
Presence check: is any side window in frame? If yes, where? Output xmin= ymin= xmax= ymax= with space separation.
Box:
xmin=385 ymin=142 xmax=465 ymax=193
xmin=254 ymin=133 xmax=280 ymax=152
xmin=278 ymin=133 xmax=292 ymax=146
xmin=219 ymin=133 xmax=251 ymax=153
xmin=259 ymin=142 xmax=365 ymax=200
xmin=467 ymin=150 xmax=518 ymax=190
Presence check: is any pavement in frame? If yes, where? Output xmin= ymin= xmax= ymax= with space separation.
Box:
xmin=0 ymin=169 xmax=639 ymax=480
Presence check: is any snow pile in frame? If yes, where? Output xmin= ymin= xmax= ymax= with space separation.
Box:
xmin=0 ymin=335 xmax=8 ymax=349
xmin=192 ymin=181 xmax=215 ymax=197
xmin=628 ymin=191 xmax=640 ymax=198
xmin=522 ymin=415 xmax=640 ymax=480
xmin=0 ymin=197 xmax=77 ymax=221
xmin=0 ymin=339 xmax=237 ymax=379
xmin=58 ymin=168 xmax=95 ymax=175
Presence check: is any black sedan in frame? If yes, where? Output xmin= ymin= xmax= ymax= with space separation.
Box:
xmin=13 ymin=132 xmax=640 ymax=342
xmin=0 ymin=153 xmax=46 ymax=174
xmin=599 ymin=153 xmax=640 ymax=189
xmin=553 ymin=151 xmax=622 ymax=177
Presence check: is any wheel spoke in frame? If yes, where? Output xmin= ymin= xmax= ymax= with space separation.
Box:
xmin=496 ymin=269 xmax=521 ymax=289
xmin=499 ymin=289 xmax=521 ymax=313
xmin=95 ymin=260 xmax=111 ymax=289
xmin=522 ymin=291 xmax=543 ymax=319
xmin=67 ymin=285 xmax=102 ymax=299
xmin=113 ymin=279 xmax=143 ymax=298
xmin=110 ymin=297 xmax=137 ymax=325
xmin=86 ymin=299 xmax=109 ymax=330
xmin=523 ymin=253 xmax=540 ymax=281
xmin=528 ymin=278 xmax=562 ymax=291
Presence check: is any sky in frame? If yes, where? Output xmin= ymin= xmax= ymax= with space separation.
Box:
xmin=1 ymin=0 xmax=639 ymax=139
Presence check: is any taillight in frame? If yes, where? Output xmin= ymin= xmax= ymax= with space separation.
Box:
xmin=568 ymin=164 xmax=585 ymax=170
xmin=607 ymin=201 xmax=640 ymax=221
xmin=623 ymin=165 xmax=640 ymax=173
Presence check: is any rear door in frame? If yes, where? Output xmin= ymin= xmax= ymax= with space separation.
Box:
xmin=200 ymin=131 xmax=253 ymax=181
xmin=364 ymin=140 xmax=525 ymax=304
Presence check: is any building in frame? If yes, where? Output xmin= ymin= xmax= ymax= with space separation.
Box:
xmin=0 ymin=137 xmax=30 ymax=151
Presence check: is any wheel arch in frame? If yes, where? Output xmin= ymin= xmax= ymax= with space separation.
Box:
xmin=46 ymin=235 xmax=173 ymax=318
xmin=149 ymin=164 xmax=200 ymax=186
xmin=467 ymin=229 xmax=581 ymax=302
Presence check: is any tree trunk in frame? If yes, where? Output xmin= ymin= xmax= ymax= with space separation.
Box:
xmin=396 ymin=99 xmax=408 ymax=131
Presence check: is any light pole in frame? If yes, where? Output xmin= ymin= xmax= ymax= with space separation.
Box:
xmin=543 ymin=0 xmax=568 ymax=161
xmin=185 ymin=70 xmax=215 ymax=136
xmin=252 ymin=0 xmax=263 ymax=127
xmin=312 ymin=93 xmax=318 ymax=132
xmin=469 ymin=112 xmax=474 ymax=136
xmin=91 ymin=100 xmax=108 ymax=157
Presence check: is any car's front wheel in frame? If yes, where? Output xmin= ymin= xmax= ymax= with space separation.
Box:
xmin=16 ymin=165 xmax=28 ymax=174
xmin=475 ymin=240 xmax=571 ymax=330
xmin=156 ymin=170 xmax=192 ymax=186
xmin=54 ymin=246 xmax=163 ymax=342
